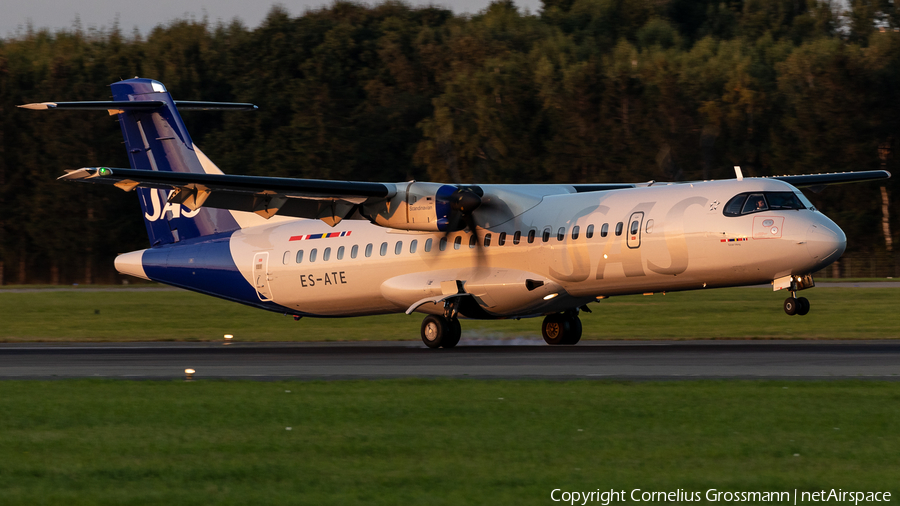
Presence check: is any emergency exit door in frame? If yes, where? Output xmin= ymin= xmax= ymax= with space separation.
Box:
xmin=627 ymin=212 xmax=644 ymax=249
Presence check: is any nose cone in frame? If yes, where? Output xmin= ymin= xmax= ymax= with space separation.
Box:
xmin=807 ymin=222 xmax=846 ymax=267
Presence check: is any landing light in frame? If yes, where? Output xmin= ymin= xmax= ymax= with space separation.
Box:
xmin=543 ymin=293 xmax=558 ymax=301
xmin=184 ymin=368 xmax=196 ymax=381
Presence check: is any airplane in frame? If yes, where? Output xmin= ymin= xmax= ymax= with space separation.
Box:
xmin=20 ymin=78 xmax=890 ymax=348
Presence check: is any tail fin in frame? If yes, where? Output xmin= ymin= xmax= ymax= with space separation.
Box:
xmin=110 ymin=78 xmax=241 ymax=246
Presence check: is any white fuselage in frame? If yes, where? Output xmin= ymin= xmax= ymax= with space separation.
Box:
xmin=223 ymin=178 xmax=845 ymax=318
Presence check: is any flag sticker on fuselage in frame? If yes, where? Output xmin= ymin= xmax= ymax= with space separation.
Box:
xmin=721 ymin=237 xmax=748 ymax=243
xmin=289 ymin=231 xmax=352 ymax=241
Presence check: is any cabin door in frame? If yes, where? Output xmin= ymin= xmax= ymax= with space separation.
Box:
xmin=253 ymin=252 xmax=273 ymax=301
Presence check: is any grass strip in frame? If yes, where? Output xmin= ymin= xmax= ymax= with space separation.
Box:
xmin=1 ymin=287 xmax=898 ymax=341
xmin=0 ymin=379 xmax=897 ymax=505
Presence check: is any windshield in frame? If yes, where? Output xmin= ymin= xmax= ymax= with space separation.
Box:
xmin=723 ymin=192 xmax=806 ymax=216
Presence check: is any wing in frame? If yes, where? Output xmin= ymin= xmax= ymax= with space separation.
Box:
xmin=768 ymin=170 xmax=890 ymax=191
xmin=60 ymin=167 xmax=890 ymax=230
xmin=60 ymin=167 xmax=393 ymax=225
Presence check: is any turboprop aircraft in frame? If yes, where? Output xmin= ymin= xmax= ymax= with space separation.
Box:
xmin=21 ymin=78 xmax=890 ymax=348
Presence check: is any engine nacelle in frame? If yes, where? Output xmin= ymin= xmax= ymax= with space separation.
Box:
xmin=362 ymin=182 xmax=467 ymax=232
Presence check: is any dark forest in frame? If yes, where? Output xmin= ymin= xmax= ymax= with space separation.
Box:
xmin=1 ymin=0 xmax=897 ymax=284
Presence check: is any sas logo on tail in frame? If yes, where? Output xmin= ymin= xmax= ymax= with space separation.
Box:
xmin=144 ymin=189 xmax=201 ymax=221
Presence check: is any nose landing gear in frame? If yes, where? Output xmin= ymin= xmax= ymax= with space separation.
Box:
xmin=780 ymin=274 xmax=813 ymax=316
xmin=783 ymin=294 xmax=810 ymax=316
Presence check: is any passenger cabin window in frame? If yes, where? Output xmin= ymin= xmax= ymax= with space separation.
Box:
xmin=309 ymin=249 xmax=318 ymax=262
xmin=394 ymin=241 xmax=402 ymax=255
xmin=600 ymin=223 xmax=608 ymax=238
xmin=454 ymin=236 xmax=462 ymax=250
xmin=410 ymin=240 xmax=418 ymax=254
xmin=350 ymin=245 xmax=358 ymax=259
xmin=542 ymin=227 xmax=551 ymax=243
xmin=557 ymin=227 xmax=565 ymax=241
xmin=439 ymin=237 xmax=447 ymax=251
xmin=615 ymin=222 xmax=623 ymax=236
xmin=528 ymin=230 xmax=536 ymax=243
xmin=646 ymin=220 xmax=654 ymax=234
xmin=513 ymin=231 xmax=521 ymax=245
xmin=424 ymin=238 xmax=432 ymax=252
xmin=337 ymin=246 xmax=344 ymax=260
xmin=572 ymin=226 xmax=580 ymax=240
xmin=484 ymin=233 xmax=492 ymax=247
xmin=630 ymin=220 xmax=640 ymax=235
xmin=723 ymin=192 xmax=806 ymax=217
xmin=498 ymin=232 xmax=506 ymax=246
xmin=323 ymin=247 xmax=331 ymax=261
xmin=469 ymin=235 xmax=477 ymax=248
xmin=380 ymin=242 xmax=388 ymax=256
xmin=283 ymin=251 xmax=291 ymax=265
xmin=586 ymin=225 xmax=594 ymax=239
xmin=365 ymin=244 xmax=373 ymax=258
xmin=296 ymin=250 xmax=304 ymax=263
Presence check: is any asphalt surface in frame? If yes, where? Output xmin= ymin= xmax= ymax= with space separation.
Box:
xmin=2 ymin=340 xmax=899 ymax=380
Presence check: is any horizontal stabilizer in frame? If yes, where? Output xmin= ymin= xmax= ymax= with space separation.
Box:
xmin=173 ymin=101 xmax=258 ymax=111
xmin=19 ymin=101 xmax=256 ymax=111
xmin=18 ymin=101 xmax=164 ymax=111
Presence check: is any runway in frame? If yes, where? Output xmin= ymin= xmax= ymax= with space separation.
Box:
xmin=1 ymin=340 xmax=899 ymax=380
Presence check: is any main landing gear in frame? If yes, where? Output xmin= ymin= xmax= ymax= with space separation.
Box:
xmin=421 ymin=315 xmax=461 ymax=348
xmin=420 ymin=297 xmax=462 ymax=349
xmin=541 ymin=311 xmax=582 ymax=345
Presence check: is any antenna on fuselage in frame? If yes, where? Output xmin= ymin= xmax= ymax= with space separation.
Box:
xmin=734 ymin=166 xmax=744 ymax=181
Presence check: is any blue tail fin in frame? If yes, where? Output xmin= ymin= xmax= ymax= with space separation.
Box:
xmin=110 ymin=78 xmax=240 ymax=246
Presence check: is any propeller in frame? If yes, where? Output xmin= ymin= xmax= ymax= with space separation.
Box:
xmin=440 ymin=186 xmax=491 ymax=269
xmin=445 ymin=186 xmax=483 ymax=232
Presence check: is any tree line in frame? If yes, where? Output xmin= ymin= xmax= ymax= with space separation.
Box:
xmin=1 ymin=0 xmax=898 ymax=284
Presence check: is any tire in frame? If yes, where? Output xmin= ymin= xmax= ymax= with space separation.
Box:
xmin=797 ymin=297 xmax=810 ymax=316
xmin=563 ymin=315 xmax=582 ymax=345
xmin=542 ymin=314 xmax=570 ymax=345
xmin=443 ymin=318 xmax=462 ymax=348
xmin=783 ymin=297 xmax=798 ymax=316
xmin=421 ymin=315 xmax=449 ymax=349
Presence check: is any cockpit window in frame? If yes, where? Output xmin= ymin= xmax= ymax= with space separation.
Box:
xmin=767 ymin=192 xmax=805 ymax=210
xmin=724 ymin=192 xmax=805 ymax=217
xmin=723 ymin=195 xmax=746 ymax=216
xmin=742 ymin=194 xmax=768 ymax=214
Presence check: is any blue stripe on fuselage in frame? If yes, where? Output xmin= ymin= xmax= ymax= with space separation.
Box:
xmin=141 ymin=232 xmax=303 ymax=315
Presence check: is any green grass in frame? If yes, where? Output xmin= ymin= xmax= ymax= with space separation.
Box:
xmin=0 ymin=380 xmax=897 ymax=505
xmin=1 ymin=286 xmax=898 ymax=341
